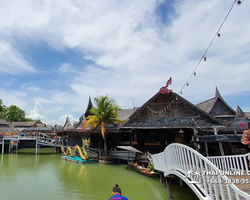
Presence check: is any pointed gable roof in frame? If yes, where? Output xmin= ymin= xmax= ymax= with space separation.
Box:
xmin=62 ymin=115 xmax=73 ymax=130
xmin=122 ymin=91 xmax=221 ymax=129
xmin=196 ymin=87 xmax=236 ymax=116
xmin=75 ymin=96 xmax=93 ymax=129
xmin=232 ymin=105 xmax=250 ymax=128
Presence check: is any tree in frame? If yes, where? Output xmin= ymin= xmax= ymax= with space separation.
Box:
xmin=84 ymin=96 xmax=123 ymax=155
xmin=0 ymin=99 xmax=7 ymax=119
xmin=6 ymin=105 xmax=26 ymax=122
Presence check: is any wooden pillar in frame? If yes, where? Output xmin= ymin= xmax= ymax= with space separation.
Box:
xmin=35 ymin=139 xmax=38 ymax=155
xmin=2 ymin=138 xmax=4 ymax=154
xmin=9 ymin=140 xmax=11 ymax=153
xmin=205 ymin=142 xmax=209 ymax=157
xmin=193 ymin=127 xmax=199 ymax=152
xmin=130 ymin=132 xmax=133 ymax=147
xmin=165 ymin=177 xmax=173 ymax=198
xmin=159 ymin=173 xmax=164 ymax=184
xmin=213 ymin=127 xmax=224 ymax=156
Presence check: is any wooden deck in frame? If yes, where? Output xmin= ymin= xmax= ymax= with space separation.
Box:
xmin=227 ymin=175 xmax=250 ymax=195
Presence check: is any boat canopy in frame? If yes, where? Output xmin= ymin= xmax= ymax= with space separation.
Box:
xmin=116 ymin=146 xmax=143 ymax=154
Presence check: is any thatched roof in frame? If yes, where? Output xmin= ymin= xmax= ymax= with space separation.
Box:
xmin=12 ymin=122 xmax=36 ymax=127
xmin=117 ymin=108 xmax=139 ymax=121
xmin=196 ymin=87 xmax=236 ymax=115
xmin=122 ymin=91 xmax=222 ymax=129
xmin=0 ymin=119 xmax=11 ymax=125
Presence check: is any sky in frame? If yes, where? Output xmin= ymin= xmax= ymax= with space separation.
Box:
xmin=0 ymin=0 xmax=249 ymax=126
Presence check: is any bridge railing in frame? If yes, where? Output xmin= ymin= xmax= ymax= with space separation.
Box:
xmin=207 ymin=154 xmax=249 ymax=172
xmin=151 ymin=143 xmax=250 ymax=200
xmin=3 ymin=132 xmax=57 ymax=145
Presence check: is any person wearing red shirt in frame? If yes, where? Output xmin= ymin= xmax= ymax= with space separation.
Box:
xmin=109 ymin=184 xmax=128 ymax=200
xmin=241 ymin=122 xmax=250 ymax=146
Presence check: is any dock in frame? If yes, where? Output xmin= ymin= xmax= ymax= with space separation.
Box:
xmin=61 ymin=156 xmax=94 ymax=164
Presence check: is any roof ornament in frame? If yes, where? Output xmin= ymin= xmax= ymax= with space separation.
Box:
xmin=160 ymin=77 xmax=172 ymax=94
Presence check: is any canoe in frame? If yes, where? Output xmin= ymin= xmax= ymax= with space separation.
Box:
xmin=127 ymin=163 xmax=160 ymax=177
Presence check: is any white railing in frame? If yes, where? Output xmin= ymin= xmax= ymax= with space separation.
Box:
xmin=207 ymin=154 xmax=249 ymax=172
xmin=3 ymin=132 xmax=57 ymax=145
xmin=151 ymin=143 xmax=250 ymax=200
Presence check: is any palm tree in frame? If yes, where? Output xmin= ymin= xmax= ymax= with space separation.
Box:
xmin=84 ymin=96 xmax=124 ymax=155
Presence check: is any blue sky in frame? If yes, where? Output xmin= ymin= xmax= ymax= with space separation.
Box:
xmin=0 ymin=0 xmax=249 ymax=125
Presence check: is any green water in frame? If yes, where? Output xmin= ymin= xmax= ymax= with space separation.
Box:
xmin=0 ymin=153 xmax=198 ymax=200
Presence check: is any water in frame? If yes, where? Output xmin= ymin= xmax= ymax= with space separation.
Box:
xmin=0 ymin=153 xmax=198 ymax=200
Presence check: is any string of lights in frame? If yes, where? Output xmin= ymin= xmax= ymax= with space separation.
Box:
xmin=178 ymin=0 xmax=241 ymax=95
xmin=148 ymin=0 xmax=242 ymax=115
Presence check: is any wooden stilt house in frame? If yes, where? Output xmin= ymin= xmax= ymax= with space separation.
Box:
xmin=119 ymin=91 xmax=223 ymax=154
xmin=196 ymin=87 xmax=250 ymax=155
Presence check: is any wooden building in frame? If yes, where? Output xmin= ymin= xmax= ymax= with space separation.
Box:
xmin=196 ymin=87 xmax=250 ymax=155
xmin=119 ymin=91 xmax=223 ymax=154
xmin=56 ymin=97 xmax=137 ymax=149
xmin=56 ymin=88 xmax=249 ymax=157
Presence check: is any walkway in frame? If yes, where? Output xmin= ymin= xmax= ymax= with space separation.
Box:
xmin=151 ymin=143 xmax=250 ymax=200
xmin=1 ymin=132 xmax=59 ymax=154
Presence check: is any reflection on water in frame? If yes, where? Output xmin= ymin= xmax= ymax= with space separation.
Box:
xmin=0 ymin=154 xmax=198 ymax=200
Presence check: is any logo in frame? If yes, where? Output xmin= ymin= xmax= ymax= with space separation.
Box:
xmin=185 ymin=169 xmax=202 ymax=184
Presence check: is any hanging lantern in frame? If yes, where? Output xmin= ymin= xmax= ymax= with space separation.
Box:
xmin=237 ymin=1 xmax=242 ymax=5
xmin=204 ymin=57 xmax=207 ymax=61
xmin=194 ymin=72 xmax=196 ymax=76
xmin=179 ymin=129 xmax=184 ymax=134
xmin=187 ymin=83 xmax=189 ymax=87
xmin=217 ymin=33 xmax=221 ymax=37
xmin=176 ymin=96 xmax=178 ymax=101
xmin=181 ymin=91 xmax=183 ymax=95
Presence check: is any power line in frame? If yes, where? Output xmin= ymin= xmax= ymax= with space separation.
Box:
xmin=178 ymin=0 xmax=239 ymax=95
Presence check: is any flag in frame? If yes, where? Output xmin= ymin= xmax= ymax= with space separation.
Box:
xmin=81 ymin=121 xmax=85 ymax=129
xmin=66 ymin=122 xmax=70 ymax=130
xmin=240 ymin=123 xmax=245 ymax=127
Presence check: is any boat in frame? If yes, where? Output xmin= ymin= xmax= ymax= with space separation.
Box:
xmin=127 ymin=162 xmax=160 ymax=177
xmin=113 ymin=146 xmax=160 ymax=177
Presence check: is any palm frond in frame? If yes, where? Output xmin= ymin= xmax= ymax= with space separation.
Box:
xmin=84 ymin=115 xmax=100 ymax=128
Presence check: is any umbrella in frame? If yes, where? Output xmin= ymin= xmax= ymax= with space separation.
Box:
xmin=116 ymin=146 xmax=143 ymax=154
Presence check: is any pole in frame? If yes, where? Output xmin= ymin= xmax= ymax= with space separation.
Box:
xmin=2 ymin=138 xmax=4 ymax=154
xmin=213 ymin=127 xmax=224 ymax=156
xmin=165 ymin=177 xmax=173 ymax=198
xmin=9 ymin=140 xmax=11 ymax=153
xmin=35 ymin=139 xmax=38 ymax=155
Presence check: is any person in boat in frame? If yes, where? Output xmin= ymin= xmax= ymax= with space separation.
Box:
xmin=109 ymin=184 xmax=129 ymax=200
xmin=241 ymin=122 xmax=250 ymax=146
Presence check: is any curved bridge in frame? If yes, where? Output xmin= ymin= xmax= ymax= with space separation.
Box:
xmin=151 ymin=143 xmax=250 ymax=200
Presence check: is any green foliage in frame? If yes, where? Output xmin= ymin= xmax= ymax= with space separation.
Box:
xmin=147 ymin=163 xmax=154 ymax=172
xmin=0 ymin=99 xmax=7 ymax=119
xmin=84 ymin=95 xmax=124 ymax=154
xmin=36 ymin=119 xmax=42 ymax=123
xmin=6 ymin=105 xmax=26 ymax=122
xmin=0 ymin=98 xmax=43 ymax=123
xmin=23 ymin=118 xmax=35 ymax=122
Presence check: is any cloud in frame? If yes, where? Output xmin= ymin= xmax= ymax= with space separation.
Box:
xmin=27 ymin=102 xmax=45 ymax=120
xmin=46 ymin=114 xmax=79 ymax=127
xmin=0 ymin=41 xmax=35 ymax=74
xmin=58 ymin=63 xmax=75 ymax=73
xmin=33 ymin=97 xmax=53 ymax=104
xmin=0 ymin=0 xmax=249 ymax=125
xmin=27 ymin=86 xmax=43 ymax=92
